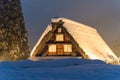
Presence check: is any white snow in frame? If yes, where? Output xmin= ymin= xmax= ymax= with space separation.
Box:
xmin=30 ymin=18 xmax=118 ymax=63
xmin=58 ymin=18 xmax=118 ymax=63
xmin=31 ymin=25 xmax=52 ymax=57
xmin=0 ymin=58 xmax=120 ymax=80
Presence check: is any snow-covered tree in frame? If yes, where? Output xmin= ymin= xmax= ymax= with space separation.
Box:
xmin=0 ymin=0 xmax=29 ymax=61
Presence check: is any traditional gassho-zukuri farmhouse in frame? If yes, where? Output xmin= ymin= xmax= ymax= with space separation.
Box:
xmin=29 ymin=18 xmax=119 ymax=64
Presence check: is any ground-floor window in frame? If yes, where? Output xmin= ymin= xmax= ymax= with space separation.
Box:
xmin=48 ymin=44 xmax=72 ymax=55
xmin=48 ymin=44 xmax=56 ymax=53
xmin=64 ymin=44 xmax=72 ymax=52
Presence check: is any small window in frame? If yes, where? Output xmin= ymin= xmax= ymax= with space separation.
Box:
xmin=58 ymin=28 xmax=62 ymax=33
xmin=56 ymin=34 xmax=64 ymax=41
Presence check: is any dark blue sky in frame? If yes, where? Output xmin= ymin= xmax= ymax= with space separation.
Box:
xmin=21 ymin=0 xmax=120 ymax=50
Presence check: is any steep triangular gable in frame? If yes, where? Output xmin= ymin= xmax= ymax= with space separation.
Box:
xmin=30 ymin=18 xmax=118 ymax=63
xmin=31 ymin=20 xmax=87 ymax=58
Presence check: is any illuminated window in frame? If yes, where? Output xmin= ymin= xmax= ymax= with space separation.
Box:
xmin=58 ymin=28 xmax=62 ymax=33
xmin=56 ymin=34 xmax=64 ymax=41
xmin=64 ymin=44 xmax=72 ymax=52
xmin=48 ymin=44 xmax=56 ymax=52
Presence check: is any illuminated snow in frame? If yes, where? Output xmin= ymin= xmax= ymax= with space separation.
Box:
xmin=30 ymin=18 xmax=118 ymax=63
xmin=59 ymin=18 xmax=118 ymax=62
xmin=31 ymin=25 xmax=52 ymax=56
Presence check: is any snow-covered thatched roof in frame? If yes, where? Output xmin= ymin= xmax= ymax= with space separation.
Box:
xmin=30 ymin=18 xmax=118 ymax=63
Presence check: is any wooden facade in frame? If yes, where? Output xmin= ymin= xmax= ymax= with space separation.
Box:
xmin=30 ymin=18 xmax=119 ymax=64
xmin=36 ymin=20 xmax=83 ymax=57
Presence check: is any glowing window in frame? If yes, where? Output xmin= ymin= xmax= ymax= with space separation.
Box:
xmin=56 ymin=34 xmax=64 ymax=41
xmin=48 ymin=44 xmax=56 ymax=52
xmin=64 ymin=44 xmax=72 ymax=52
xmin=58 ymin=28 xmax=62 ymax=33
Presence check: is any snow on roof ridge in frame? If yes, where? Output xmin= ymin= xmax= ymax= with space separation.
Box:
xmin=51 ymin=18 xmax=118 ymax=62
xmin=30 ymin=17 xmax=118 ymax=63
xmin=52 ymin=17 xmax=97 ymax=32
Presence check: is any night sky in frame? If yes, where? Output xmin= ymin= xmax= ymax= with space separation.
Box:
xmin=21 ymin=0 xmax=120 ymax=50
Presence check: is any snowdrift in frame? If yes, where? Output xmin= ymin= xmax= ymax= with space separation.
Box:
xmin=0 ymin=58 xmax=120 ymax=80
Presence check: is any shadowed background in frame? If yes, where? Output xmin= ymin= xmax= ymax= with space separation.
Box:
xmin=21 ymin=0 xmax=120 ymax=56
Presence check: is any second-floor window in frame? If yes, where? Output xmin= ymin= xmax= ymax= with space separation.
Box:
xmin=56 ymin=34 xmax=64 ymax=41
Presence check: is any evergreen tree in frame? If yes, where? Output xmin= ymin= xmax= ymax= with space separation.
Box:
xmin=0 ymin=0 xmax=30 ymax=61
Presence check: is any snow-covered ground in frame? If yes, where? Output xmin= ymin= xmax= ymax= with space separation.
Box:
xmin=0 ymin=58 xmax=120 ymax=80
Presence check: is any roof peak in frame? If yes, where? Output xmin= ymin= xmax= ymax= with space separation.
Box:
xmin=51 ymin=17 xmax=96 ymax=31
